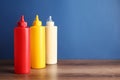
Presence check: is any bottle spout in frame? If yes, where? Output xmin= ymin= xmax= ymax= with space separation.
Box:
xmin=46 ymin=16 xmax=55 ymax=26
xmin=48 ymin=16 xmax=53 ymax=22
xmin=21 ymin=15 xmax=25 ymax=22
xmin=17 ymin=15 xmax=27 ymax=28
xmin=33 ymin=15 xmax=42 ymax=26
xmin=35 ymin=15 xmax=39 ymax=21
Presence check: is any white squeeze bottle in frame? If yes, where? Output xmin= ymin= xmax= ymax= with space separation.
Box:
xmin=46 ymin=16 xmax=57 ymax=64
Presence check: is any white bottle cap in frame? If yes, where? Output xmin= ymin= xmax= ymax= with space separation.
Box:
xmin=46 ymin=16 xmax=55 ymax=26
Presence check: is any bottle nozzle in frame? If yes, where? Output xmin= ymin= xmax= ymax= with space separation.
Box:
xmin=49 ymin=16 xmax=53 ymax=22
xmin=33 ymin=15 xmax=42 ymax=26
xmin=21 ymin=15 xmax=25 ymax=22
xmin=46 ymin=16 xmax=55 ymax=26
xmin=17 ymin=15 xmax=27 ymax=28
xmin=35 ymin=15 xmax=39 ymax=21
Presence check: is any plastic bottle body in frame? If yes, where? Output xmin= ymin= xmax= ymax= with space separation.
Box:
xmin=14 ymin=27 xmax=30 ymax=74
xmin=30 ymin=26 xmax=46 ymax=68
xmin=46 ymin=26 xmax=57 ymax=64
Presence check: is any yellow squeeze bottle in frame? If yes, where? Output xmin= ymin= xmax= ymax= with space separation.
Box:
xmin=30 ymin=15 xmax=46 ymax=68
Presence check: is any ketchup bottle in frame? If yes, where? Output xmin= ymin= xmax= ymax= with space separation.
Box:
xmin=14 ymin=16 xmax=30 ymax=74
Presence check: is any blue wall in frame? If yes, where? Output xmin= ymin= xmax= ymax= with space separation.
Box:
xmin=0 ymin=0 xmax=120 ymax=59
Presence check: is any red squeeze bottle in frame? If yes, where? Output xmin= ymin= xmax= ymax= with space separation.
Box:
xmin=14 ymin=16 xmax=30 ymax=74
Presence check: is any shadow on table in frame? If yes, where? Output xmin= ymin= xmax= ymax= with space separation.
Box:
xmin=0 ymin=60 xmax=14 ymax=74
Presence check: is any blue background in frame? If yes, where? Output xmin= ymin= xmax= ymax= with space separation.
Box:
xmin=0 ymin=0 xmax=120 ymax=59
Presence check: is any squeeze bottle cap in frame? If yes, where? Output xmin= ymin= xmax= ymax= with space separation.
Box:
xmin=46 ymin=16 xmax=55 ymax=26
xmin=33 ymin=15 xmax=42 ymax=26
xmin=18 ymin=15 xmax=27 ymax=28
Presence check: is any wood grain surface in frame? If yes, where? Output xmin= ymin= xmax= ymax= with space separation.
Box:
xmin=1 ymin=60 xmax=120 ymax=80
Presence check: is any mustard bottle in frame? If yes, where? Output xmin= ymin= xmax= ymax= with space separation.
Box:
xmin=30 ymin=15 xmax=46 ymax=68
xmin=46 ymin=16 xmax=57 ymax=64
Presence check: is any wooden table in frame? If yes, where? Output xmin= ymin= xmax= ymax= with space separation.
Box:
xmin=1 ymin=60 xmax=120 ymax=80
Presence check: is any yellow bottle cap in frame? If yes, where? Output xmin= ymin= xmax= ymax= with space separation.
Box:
xmin=33 ymin=15 xmax=42 ymax=26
